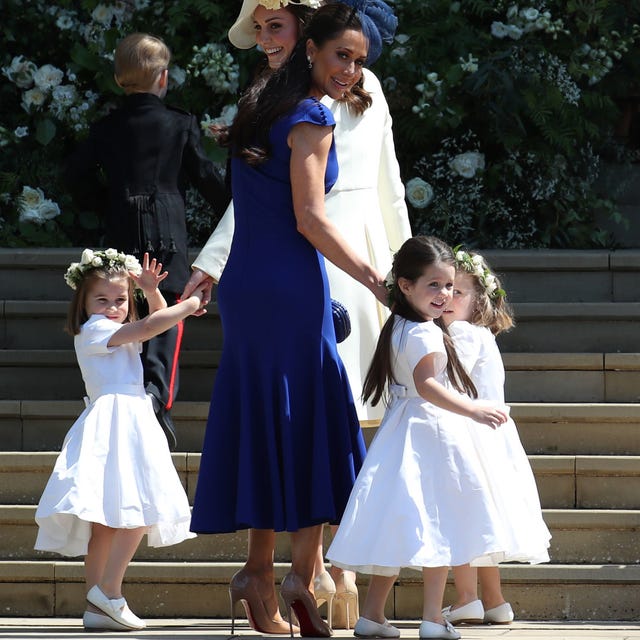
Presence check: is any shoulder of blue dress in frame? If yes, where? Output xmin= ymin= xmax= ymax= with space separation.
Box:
xmin=308 ymin=97 xmax=335 ymax=126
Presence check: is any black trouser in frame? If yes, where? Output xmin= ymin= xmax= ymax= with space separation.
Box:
xmin=137 ymin=291 xmax=184 ymax=410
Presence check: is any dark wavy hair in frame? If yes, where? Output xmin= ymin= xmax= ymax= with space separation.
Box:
xmin=229 ymin=2 xmax=370 ymax=165
xmin=362 ymin=236 xmax=478 ymax=406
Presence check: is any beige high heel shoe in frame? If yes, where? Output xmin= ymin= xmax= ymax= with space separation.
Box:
xmin=332 ymin=571 xmax=359 ymax=630
xmin=314 ymin=571 xmax=336 ymax=629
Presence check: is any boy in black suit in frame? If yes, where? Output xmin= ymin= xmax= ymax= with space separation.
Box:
xmin=67 ymin=33 xmax=230 ymax=448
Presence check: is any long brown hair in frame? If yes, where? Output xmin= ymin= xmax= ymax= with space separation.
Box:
xmin=65 ymin=269 xmax=137 ymax=336
xmin=362 ymin=236 xmax=477 ymax=406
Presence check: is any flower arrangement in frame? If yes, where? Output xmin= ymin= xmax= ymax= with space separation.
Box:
xmin=454 ymin=247 xmax=505 ymax=300
xmin=382 ymin=0 xmax=640 ymax=248
xmin=64 ymin=248 xmax=142 ymax=290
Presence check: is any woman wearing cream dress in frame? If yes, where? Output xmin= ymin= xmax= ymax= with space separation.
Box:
xmin=183 ymin=0 xmax=411 ymax=631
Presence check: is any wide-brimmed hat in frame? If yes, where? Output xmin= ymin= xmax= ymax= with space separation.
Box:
xmin=228 ymin=0 xmax=322 ymax=50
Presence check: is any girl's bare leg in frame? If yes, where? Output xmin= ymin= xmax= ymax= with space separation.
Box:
xmin=451 ymin=563 xmax=479 ymax=608
xmin=478 ymin=566 xmax=506 ymax=610
xmin=99 ymin=527 xmax=146 ymax=598
xmin=85 ymin=523 xmax=115 ymax=593
xmin=422 ymin=566 xmax=449 ymax=624
xmin=360 ymin=574 xmax=397 ymax=624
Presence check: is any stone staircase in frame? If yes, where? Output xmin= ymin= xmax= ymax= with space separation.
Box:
xmin=1 ymin=248 xmax=640 ymax=621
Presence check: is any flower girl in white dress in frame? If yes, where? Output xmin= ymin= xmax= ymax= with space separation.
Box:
xmin=34 ymin=249 xmax=207 ymax=632
xmin=327 ymin=236 xmax=519 ymax=640
xmin=439 ymin=250 xmax=550 ymax=626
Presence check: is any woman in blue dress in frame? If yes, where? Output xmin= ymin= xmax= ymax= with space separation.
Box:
xmin=190 ymin=3 xmax=389 ymax=636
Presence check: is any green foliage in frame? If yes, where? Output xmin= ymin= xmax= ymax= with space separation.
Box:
xmin=1 ymin=0 xmax=639 ymax=248
xmin=388 ymin=0 xmax=640 ymax=247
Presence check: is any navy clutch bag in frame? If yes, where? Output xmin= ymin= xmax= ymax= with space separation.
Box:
xmin=331 ymin=299 xmax=351 ymax=343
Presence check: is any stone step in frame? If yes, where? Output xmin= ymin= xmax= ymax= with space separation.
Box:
xmin=3 ymin=452 xmax=623 ymax=510
xmin=0 ymin=300 xmax=222 ymax=350
xmin=3 ymin=299 xmax=640 ymax=353
xmin=481 ymin=249 xmax=640 ymax=303
xmin=3 ymin=506 xmax=639 ymax=565
xmin=0 ymin=350 xmax=220 ymax=401
xmin=3 ymin=400 xmax=640 ymax=455
xmin=3 ymin=249 xmax=640 ymax=304
xmin=1 ymin=560 xmax=639 ymax=620
xmin=3 ymin=351 xmax=640 ymax=403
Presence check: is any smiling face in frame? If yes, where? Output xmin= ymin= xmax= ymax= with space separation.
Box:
xmin=253 ymin=5 xmax=301 ymax=70
xmin=398 ymin=261 xmax=456 ymax=321
xmin=84 ymin=275 xmax=130 ymax=324
xmin=442 ymin=271 xmax=477 ymax=326
xmin=306 ymin=28 xmax=368 ymax=100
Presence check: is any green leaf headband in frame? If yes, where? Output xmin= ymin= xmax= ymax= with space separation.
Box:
xmin=453 ymin=246 xmax=506 ymax=300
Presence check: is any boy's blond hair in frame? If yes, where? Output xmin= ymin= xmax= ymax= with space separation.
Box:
xmin=114 ymin=33 xmax=170 ymax=93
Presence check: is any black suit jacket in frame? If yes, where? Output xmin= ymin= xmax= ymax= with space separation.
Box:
xmin=66 ymin=93 xmax=230 ymax=292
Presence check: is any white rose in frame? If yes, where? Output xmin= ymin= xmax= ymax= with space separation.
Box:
xmin=33 ymin=64 xmax=64 ymax=91
xmin=405 ymin=177 xmax=434 ymax=209
xmin=505 ymin=25 xmax=523 ymax=39
xmin=455 ymin=251 xmax=465 ymax=261
xmin=20 ymin=186 xmax=45 ymax=208
xmin=37 ymin=199 xmax=60 ymax=221
xmin=91 ymin=4 xmax=114 ymax=25
xmin=485 ymin=274 xmax=497 ymax=291
xmin=395 ymin=34 xmax=410 ymax=44
xmin=81 ymin=249 xmax=95 ymax=265
xmin=521 ymin=7 xmax=539 ymax=21
xmin=19 ymin=207 xmax=44 ymax=224
xmin=124 ymin=255 xmax=142 ymax=274
xmin=3 ymin=55 xmax=37 ymax=89
xmin=449 ymin=152 xmax=485 ymax=178
xmin=104 ymin=248 xmax=118 ymax=259
xmin=91 ymin=257 xmax=103 ymax=267
xmin=491 ymin=21 xmax=510 ymax=39
xmin=472 ymin=255 xmax=484 ymax=266
xmin=21 ymin=87 xmax=47 ymax=112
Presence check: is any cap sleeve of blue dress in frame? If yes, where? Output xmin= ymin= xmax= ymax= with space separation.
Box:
xmin=404 ymin=321 xmax=447 ymax=374
xmin=75 ymin=315 xmax=125 ymax=356
xmin=288 ymin=98 xmax=338 ymax=193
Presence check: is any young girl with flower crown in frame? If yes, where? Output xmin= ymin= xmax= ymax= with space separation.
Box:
xmin=34 ymin=249 xmax=207 ymax=633
xmin=326 ymin=235 xmax=526 ymax=640
xmin=439 ymin=249 xmax=551 ymax=627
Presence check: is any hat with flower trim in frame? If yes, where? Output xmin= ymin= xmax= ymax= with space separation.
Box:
xmin=229 ymin=0 xmax=323 ymax=49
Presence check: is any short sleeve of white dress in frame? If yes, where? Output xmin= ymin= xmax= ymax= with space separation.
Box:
xmin=401 ymin=320 xmax=448 ymax=383
xmin=448 ymin=320 xmax=482 ymax=374
xmin=75 ymin=315 xmax=121 ymax=356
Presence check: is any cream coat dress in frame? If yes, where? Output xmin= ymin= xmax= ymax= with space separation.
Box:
xmin=192 ymin=69 xmax=412 ymax=420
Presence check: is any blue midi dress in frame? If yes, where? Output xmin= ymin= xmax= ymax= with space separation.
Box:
xmin=190 ymin=98 xmax=366 ymax=534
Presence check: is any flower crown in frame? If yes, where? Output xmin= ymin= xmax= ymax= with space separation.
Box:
xmin=258 ymin=0 xmax=322 ymax=9
xmin=453 ymin=247 xmax=505 ymax=300
xmin=64 ymin=248 xmax=142 ymax=290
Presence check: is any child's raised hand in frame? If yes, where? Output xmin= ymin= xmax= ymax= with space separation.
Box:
xmin=469 ymin=403 xmax=509 ymax=429
xmin=130 ymin=253 xmax=168 ymax=295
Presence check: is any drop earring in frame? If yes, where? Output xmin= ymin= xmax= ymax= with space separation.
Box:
xmin=307 ymin=56 xmax=313 ymax=69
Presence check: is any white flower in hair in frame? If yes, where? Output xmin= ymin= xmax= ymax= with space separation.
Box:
xmin=65 ymin=249 xmax=142 ymax=290
xmin=104 ymin=248 xmax=118 ymax=259
xmin=80 ymin=248 xmax=94 ymax=265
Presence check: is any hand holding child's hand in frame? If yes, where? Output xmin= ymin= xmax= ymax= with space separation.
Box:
xmin=130 ymin=253 xmax=168 ymax=296
xmin=470 ymin=403 xmax=509 ymax=430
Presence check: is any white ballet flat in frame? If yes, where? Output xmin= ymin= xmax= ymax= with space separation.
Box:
xmin=354 ymin=616 xmax=400 ymax=638
xmin=483 ymin=602 xmax=514 ymax=624
xmin=419 ymin=619 xmax=461 ymax=639
xmin=82 ymin=610 xmax=131 ymax=631
xmin=442 ymin=598 xmax=484 ymax=624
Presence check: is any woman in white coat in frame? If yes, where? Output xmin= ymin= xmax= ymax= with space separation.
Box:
xmin=183 ymin=0 xmax=411 ymax=631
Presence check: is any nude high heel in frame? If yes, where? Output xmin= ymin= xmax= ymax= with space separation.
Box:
xmin=229 ymin=569 xmax=298 ymax=635
xmin=332 ymin=571 xmax=359 ymax=630
xmin=314 ymin=571 xmax=336 ymax=629
xmin=281 ymin=572 xmax=332 ymax=637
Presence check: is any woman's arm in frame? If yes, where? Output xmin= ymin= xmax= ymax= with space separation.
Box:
xmin=289 ymin=122 xmax=387 ymax=304
xmin=413 ymin=352 xmax=507 ymax=428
